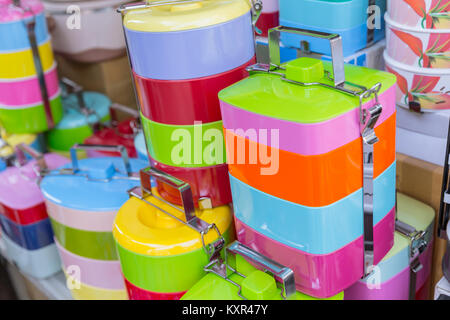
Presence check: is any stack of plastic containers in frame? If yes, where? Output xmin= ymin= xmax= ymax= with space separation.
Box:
xmin=122 ymin=0 xmax=256 ymax=209
xmin=0 ymin=145 xmax=68 ymax=278
xmin=0 ymin=0 xmax=62 ymax=134
xmin=113 ymin=167 xmax=234 ymax=300
xmin=385 ymin=0 xmax=449 ymax=167
xmin=279 ymin=0 xmax=386 ymax=56
xmin=385 ymin=0 xmax=449 ymax=112
xmin=40 ymin=145 xmax=147 ymax=299
xmin=345 ymin=193 xmax=435 ymax=300
xmin=46 ymin=80 xmax=111 ymax=158
xmin=219 ymin=27 xmax=397 ymax=298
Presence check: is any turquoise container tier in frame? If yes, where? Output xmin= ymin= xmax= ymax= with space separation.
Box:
xmin=279 ymin=0 xmax=386 ymax=56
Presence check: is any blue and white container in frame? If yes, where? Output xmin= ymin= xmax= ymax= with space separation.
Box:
xmin=279 ymin=0 xmax=386 ymax=56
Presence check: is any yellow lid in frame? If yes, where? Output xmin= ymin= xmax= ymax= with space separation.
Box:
xmin=113 ymin=187 xmax=233 ymax=256
xmin=383 ymin=193 xmax=435 ymax=261
xmin=124 ymin=0 xmax=251 ymax=32
xmin=0 ymin=129 xmax=37 ymax=158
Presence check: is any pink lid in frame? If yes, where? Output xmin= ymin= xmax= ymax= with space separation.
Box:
xmin=0 ymin=154 xmax=69 ymax=210
xmin=0 ymin=0 xmax=44 ymax=23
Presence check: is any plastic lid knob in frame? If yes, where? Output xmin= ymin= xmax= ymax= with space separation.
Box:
xmin=285 ymin=57 xmax=324 ymax=83
xmin=241 ymin=270 xmax=279 ymax=300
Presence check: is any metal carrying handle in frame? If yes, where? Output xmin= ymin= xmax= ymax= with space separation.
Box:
xmin=268 ymin=26 xmax=345 ymax=87
xmin=226 ymin=242 xmax=296 ymax=300
xmin=438 ymin=118 xmax=450 ymax=239
xmin=20 ymin=5 xmax=54 ymax=128
xmin=14 ymin=144 xmax=48 ymax=172
xmin=395 ymin=219 xmax=428 ymax=300
xmin=70 ymin=144 xmax=132 ymax=177
xmin=109 ymin=103 xmax=140 ymax=119
xmin=60 ymin=78 xmax=104 ymax=128
xmin=128 ymin=167 xmax=224 ymax=257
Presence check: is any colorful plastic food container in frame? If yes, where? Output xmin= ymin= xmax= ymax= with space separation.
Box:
xmin=40 ymin=145 xmax=147 ymax=299
xmin=0 ymin=0 xmax=62 ymax=133
xmin=386 ymin=14 xmax=450 ymax=69
xmin=46 ymin=81 xmax=111 ymax=157
xmin=43 ymin=0 xmax=128 ymax=63
xmin=0 ymin=145 xmax=68 ymax=278
xmin=120 ymin=0 xmax=257 ymax=208
xmin=182 ymin=241 xmax=343 ymax=300
xmin=279 ymin=0 xmax=386 ymax=56
xmin=345 ymin=193 xmax=435 ymax=300
xmin=83 ymin=103 xmax=140 ymax=158
xmin=113 ymin=167 xmax=234 ymax=300
xmin=388 ymin=0 xmax=449 ymax=30
xmin=385 ymin=51 xmax=450 ymax=112
xmin=219 ymin=27 xmax=396 ymax=298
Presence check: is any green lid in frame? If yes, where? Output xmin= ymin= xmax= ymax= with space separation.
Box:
xmin=383 ymin=193 xmax=435 ymax=261
xmin=218 ymin=58 xmax=396 ymax=124
xmin=181 ymin=254 xmax=344 ymax=300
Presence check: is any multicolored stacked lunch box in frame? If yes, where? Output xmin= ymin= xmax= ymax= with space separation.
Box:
xmin=113 ymin=167 xmax=234 ymax=300
xmin=345 ymin=193 xmax=435 ymax=300
xmin=0 ymin=145 xmax=68 ymax=278
xmin=219 ymin=27 xmax=397 ymax=298
xmin=84 ymin=103 xmax=140 ymax=159
xmin=256 ymin=0 xmax=279 ymax=37
xmin=279 ymin=0 xmax=386 ymax=56
xmin=39 ymin=145 xmax=147 ymax=299
xmin=120 ymin=0 xmax=258 ymax=208
xmin=46 ymin=82 xmax=111 ymax=158
xmin=0 ymin=0 xmax=62 ymax=133
xmin=182 ymin=241 xmax=344 ymax=300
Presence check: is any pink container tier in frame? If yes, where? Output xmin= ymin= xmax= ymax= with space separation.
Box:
xmin=234 ymin=206 xmax=396 ymax=298
xmin=0 ymin=153 xmax=69 ymax=225
xmin=0 ymin=65 xmax=59 ymax=107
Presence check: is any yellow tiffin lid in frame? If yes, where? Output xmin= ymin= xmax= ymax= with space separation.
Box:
xmin=0 ymin=129 xmax=36 ymax=158
xmin=113 ymin=188 xmax=233 ymax=256
xmin=383 ymin=193 xmax=435 ymax=261
xmin=123 ymin=0 xmax=252 ymax=32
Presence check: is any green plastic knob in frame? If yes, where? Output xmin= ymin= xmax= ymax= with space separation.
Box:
xmin=285 ymin=57 xmax=324 ymax=83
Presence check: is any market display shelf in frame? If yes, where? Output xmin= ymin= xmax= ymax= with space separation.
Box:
xmin=0 ymin=238 xmax=72 ymax=300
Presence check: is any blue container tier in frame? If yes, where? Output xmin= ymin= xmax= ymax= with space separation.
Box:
xmin=230 ymin=161 xmax=396 ymax=255
xmin=279 ymin=0 xmax=387 ymax=30
xmin=40 ymin=157 xmax=148 ymax=212
xmin=0 ymin=13 xmax=49 ymax=52
xmin=124 ymin=12 xmax=255 ymax=80
xmin=280 ymin=20 xmax=386 ymax=56
xmin=279 ymin=0 xmax=386 ymax=56
xmin=0 ymin=215 xmax=54 ymax=250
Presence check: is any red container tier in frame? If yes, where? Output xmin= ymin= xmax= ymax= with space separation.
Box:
xmin=149 ymin=157 xmax=232 ymax=208
xmin=134 ymin=57 xmax=256 ymax=125
xmin=124 ymin=278 xmax=186 ymax=300
xmin=256 ymin=11 xmax=279 ymax=37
